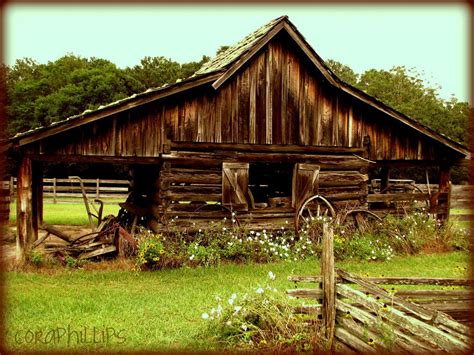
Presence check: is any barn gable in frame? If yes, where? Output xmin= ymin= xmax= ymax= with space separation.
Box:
xmin=9 ymin=16 xmax=468 ymax=162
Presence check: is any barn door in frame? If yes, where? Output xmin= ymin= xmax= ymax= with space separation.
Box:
xmin=292 ymin=163 xmax=320 ymax=209
xmin=222 ymin=162 xmax=249 ymax=211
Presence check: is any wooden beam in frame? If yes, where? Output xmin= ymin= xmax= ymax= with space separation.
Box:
xmin=16 ymin=156 xmax=35 ymax=262
xmin=169 ymin=142 xmax=365 ymax=155
xmin=26 ymin=154 xmax=162 ymax=165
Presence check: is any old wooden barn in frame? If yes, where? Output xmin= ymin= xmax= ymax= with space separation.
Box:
xmin=6 ymin=16 xmax=469 ymax=258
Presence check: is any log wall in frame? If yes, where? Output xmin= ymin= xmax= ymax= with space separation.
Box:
xmin=145 ymin=152 xmax=368 ymax=232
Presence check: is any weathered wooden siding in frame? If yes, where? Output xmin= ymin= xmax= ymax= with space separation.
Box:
xmin=25 ymin=32 xmax=452 ymax=161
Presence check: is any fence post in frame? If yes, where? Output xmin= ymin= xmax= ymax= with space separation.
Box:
xmin=10 ymin=176 xmax=14 ymax=199
xmin=321 ymin=222 xmax=336 ymax=350
xmin=53 ymin=177 xmax=57 ymax=204
xmin=96 ymin=178 xmax=100 ymax=199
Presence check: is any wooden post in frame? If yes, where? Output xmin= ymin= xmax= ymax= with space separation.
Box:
xmin=16 ymin=156 xmax=35 ymax=262
xmin=380 ymin=167 xmax=390 ymax=193
xmin=32 ymin=161 xmax=43 ymax=238
xmin=96 ymin=178 xmax=100 ymax=199
xmin=53 ymin=177 xmax=57 ymax=204
xmin=9 ymin=176 xmax=14 ymax=199
xmin=321 ymin=223 xmax=336 ymax=350
xmin=437 ymin=164 xmax=451 ymax=222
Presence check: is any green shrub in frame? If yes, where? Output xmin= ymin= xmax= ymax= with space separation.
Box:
xmin=136 ymin=238 xmax=165 ymax=270
xmin=29 ymin=250 xmax=43 ymax=266
xmin=65 ymin=255 xmax=77 ymax=268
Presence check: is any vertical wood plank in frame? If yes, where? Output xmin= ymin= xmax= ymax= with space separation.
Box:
xmin=298 ymin=66 xmax=306 ymax=145
xmin=239 ymin=68 xmax=250 ymax=144
xmin=256 ymin=51 xmax=266 ymax=144
xmin=271 ymin=42 xmax=282 ymax=145
xmin=249 ymin=59 xmax=257 ymax=144
xmin=265 ymin=47 xmax=273 ymax=144
xmin=321 ymin=223 xmax=335 ymax=350
xmin=287 ymin=51 xmax=300 ymax=145
xmin=281 ymin=45 xmax=288 ymax=145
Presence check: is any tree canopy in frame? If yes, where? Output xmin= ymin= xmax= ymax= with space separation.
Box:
xmin=327 ymin=61 xmax=469 ymax=146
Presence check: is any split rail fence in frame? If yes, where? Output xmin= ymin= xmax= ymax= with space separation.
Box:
xmin=287 ymin=224 xmax=473 ymax=352
xmin=5 ymin=177 xmax=129 ymax=203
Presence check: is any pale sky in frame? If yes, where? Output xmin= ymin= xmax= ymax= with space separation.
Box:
xmin=4 ymin=4 xmax=470 ymax=102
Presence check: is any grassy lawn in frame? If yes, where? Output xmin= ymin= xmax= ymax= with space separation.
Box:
xmin=5 ymin=251 xmax=469 ymax=352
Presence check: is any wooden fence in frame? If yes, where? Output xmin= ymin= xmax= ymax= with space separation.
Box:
xmin=6 ymin=177 xmax=129 ymax=203
xmin=287 ymin=224 xmax=473 ymax=352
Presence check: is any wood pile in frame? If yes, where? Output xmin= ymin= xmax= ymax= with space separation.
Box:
xmin=36 ymin=217 xmax=136 ymax=260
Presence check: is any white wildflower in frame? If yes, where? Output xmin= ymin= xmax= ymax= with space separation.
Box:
xmin=256 ymin=287 xmax=264 ymax=294
xmin=268 ymin=271 xmax=276 ymax=280
xmin=202 ymin=313 xmax=209 ymax=319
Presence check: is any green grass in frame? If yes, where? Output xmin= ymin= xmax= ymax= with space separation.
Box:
xmin=9 ymin=202 xmax=121 ymax=225
xmin=5 ymin=251 xmax=469 ymax=352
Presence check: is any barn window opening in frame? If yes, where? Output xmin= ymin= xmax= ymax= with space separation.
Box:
xmin=248 ymin=163 xmax=293 ymax=209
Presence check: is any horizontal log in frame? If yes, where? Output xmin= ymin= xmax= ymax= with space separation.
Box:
xmin=40 ymin=224 xmax=72 ymax=243
xmin=78 ymin=245 xmax=117 ymax=260
xmin=367 ymin=193 xmax=430 ymax=203
xmin=293 ymin=305 xmax=322 ymax=315
xmin=27 ymin=154 xmax=163 ymax=165
xmin=319 ymin=172 xmax=368 ymax=186
xmin=167 ymin=185 xmax=221 ymax=195
xmin=163 ymin=151 xmax=368 ymax=170
xmin=394 ymin=289 xmax=472 ymax=298
xmin=450 ymin=215 xmax=474 ymax=221
xmin=170 ymin=142 xmax=365 ymax=155
xmin=287 ymin=288 xmax=322 ymax=299
xmin=161 ymin=192 xmax=221 ymax=202
xmin=160 ymin=171 xmax=222 ymax=185
xmin=288 ymin=275 xmax=474 ymax=286
xmin=165 ymin=203 xmax=221 ymax=212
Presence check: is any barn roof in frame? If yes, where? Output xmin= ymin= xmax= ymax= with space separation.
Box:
xmin=8 ymin=16 xmax=469 ymax=158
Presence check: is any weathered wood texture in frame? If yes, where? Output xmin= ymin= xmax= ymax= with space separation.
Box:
xmin=321 ymin=224 xmax=335 ymax=349
xmin=16 ymin=156 xmax=36 ymax=261
xmin=23 ymin=33 xmax=458 ymax=162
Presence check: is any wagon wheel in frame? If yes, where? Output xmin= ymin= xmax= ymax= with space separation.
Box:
xmin=340 ymin=209 xmax=382 ymax=235
xmin=295 ymin=195 xmax=336 ymax=241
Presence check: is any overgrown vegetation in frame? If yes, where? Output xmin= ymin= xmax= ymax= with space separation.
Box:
xmin=128 ymin=211 xmax=469 ymax=270
xmin=200 ymin=272 xmax=321 ymax=352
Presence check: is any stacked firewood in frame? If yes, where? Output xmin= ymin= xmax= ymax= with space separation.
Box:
xmin=35 ymin=216 xmax=136 ymax=260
